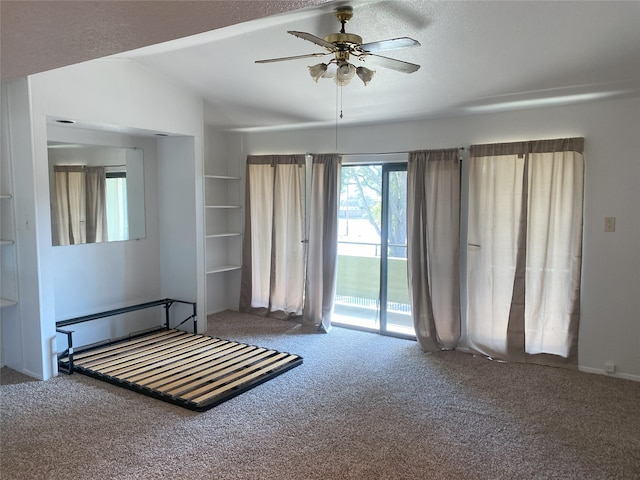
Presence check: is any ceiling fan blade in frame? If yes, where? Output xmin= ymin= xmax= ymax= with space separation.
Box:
xmin=359 ymin=37 xmax=421 ymax=53
xmin=360 ymin=53 xmax=421 ymax=73
xmin=288 ymin=31 xmax=337 ymax=51
xmin=255 ymin=52 xmax=330 ymax=64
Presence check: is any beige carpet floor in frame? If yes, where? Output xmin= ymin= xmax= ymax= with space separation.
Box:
xmin=2 ymin=310 xmax=639 ymax=479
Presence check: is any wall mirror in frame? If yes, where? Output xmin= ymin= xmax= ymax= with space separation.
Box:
xmin=47 ymin=142 xmax=146 ymax=246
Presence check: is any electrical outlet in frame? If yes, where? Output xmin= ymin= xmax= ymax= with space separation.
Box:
xmin=604 ymin=217 xmax=616 ymax=232
xmin=604 ymin=361 xmax=616 ymax=373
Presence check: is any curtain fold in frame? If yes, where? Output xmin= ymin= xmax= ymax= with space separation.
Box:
xmin=53 ymin=166 xmax=85 ymax=245
xmin=303 ymin=154 xmax=342 ymax=332
xmin=407 ymin=149 xmax=461 ymax=352
xmin=239 ymin=155 xmax=306 ymax=318
xmin=53 ymin=165 xmax=107 ymax=245
xmin=525 ymin=148 xmax=584 ymax=361
xmin=53 ymin=168 xmax=71 ymax=246
xmin=467 ymin=138 xmax=584 ymax=366
xmin=271 ymin=159 xmax=306 ymax=314
xmin=85 ymin=166 xmax=107 ymax=243
xmin=466 ymin=152 xmax=526 ymax=359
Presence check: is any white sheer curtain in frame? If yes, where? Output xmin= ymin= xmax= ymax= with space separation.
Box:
xmin=240 ymin=155 xmax=307 ymax=318
xmin=466 ymin=148 xmax=526 ymax=358
xmin=303 ymin=154 xmax=341 ymax=332
xmin=407 ymin=149 xmax=461 ymax=352
xmin=467 ymin=138 xmax=584 ymax=365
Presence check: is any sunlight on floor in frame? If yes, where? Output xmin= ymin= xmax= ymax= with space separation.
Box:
xmin=332 ymin=306 xmax=415 ymax=338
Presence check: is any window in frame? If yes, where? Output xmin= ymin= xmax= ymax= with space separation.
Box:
xmin=105 ymin=170 xmax=128 ymax=242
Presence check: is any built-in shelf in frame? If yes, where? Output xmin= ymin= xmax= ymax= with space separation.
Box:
xmin=206 ymin=232 xmax=241 ymax=238
xmin=206 ymin=264 xmax=242 ymax=274
xmin=1 ymin=192 xmax=18 ymax=309
xmin=205 ymin=175 xmax=241 ymax=181
xmin=204 ymin=170 xmax=242 ymax=313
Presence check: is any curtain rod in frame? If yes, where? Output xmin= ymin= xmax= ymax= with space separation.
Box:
xmin=334 ymin=147 xmax=465 ymax=157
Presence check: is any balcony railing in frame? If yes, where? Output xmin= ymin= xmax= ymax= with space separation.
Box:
xmin=334 ymin=240 xmax=413 ymax=335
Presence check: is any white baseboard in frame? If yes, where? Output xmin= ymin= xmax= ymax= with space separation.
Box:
xmin=578 ymin=366 xmax=640 ymax=382
xmin=456 ymin=347 xmax=640 ymax=383
xmin=3 ymin=365 xmax=43 ymax=380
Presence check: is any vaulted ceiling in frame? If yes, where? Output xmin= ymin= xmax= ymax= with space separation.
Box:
xmin=3 ymin=1 xmax=639 ymax=132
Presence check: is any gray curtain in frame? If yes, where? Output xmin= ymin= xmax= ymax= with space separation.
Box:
xmin=239 ymin=155 xmax=307 ymax=318
xmin=85 ymin=166 xmax=107 ymax=243
xmin=53 ymin=165 xmax=106 ymax=245
xmin=407 ymin=149 xmax=461 ymax=352
xmin=467 ymin=138 xmax=584 ymax=366
xmin=303 ymin=153 xmax=342 ymax=332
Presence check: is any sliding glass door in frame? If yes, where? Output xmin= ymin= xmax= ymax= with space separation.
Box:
xmin=380 ymin=164 xmax=412 ymax=336
xmin=334 ymin=163 xmax=413 ymax=338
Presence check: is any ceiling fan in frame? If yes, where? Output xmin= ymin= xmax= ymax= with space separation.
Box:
xmin=255 ymin=6 xmax=421 ymax=86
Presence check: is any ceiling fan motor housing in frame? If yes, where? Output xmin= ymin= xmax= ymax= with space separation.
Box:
xmin=325 ymin=32 xmax=362 ymax=62
xmin=324 ymin=33 xmax=362 ymax=46
xmin=327 ymin=6 xmax=361 ymax=59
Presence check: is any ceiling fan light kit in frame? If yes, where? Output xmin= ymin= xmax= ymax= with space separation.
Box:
xmin=335 ymin=62 xmax=356 ymax=86
xmin=309 ymin=63 xmax=329 ymax=82
xmin=256 ymin=6 xmax=421 ymax=87
xmin=356 ymin=66 xmax=375 ymax=86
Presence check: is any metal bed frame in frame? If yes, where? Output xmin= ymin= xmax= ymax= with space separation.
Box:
xmin=54 ymin=299 xmax=302 ymax=411
xmin=56 ymin=298 xmax=197 ymax=375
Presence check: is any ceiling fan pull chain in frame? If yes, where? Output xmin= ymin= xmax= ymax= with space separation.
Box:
xmin=335 ymin=84 xmax=339 ymax=150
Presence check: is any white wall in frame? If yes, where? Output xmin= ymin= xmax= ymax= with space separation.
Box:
xmin=157 ymin=136 xmax=204 ymax=331
xmin=10 ymin=57 xmax=205 ymax=379
xmin=230 ymin=96 xmax=640 ymax=380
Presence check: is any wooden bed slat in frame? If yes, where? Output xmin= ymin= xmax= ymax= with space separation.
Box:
xmin=59 ymin=329 xmax=302 ymax=411
xmin=181 ymin=352 xmax=289 ymax=401
xmin=80 ymin=334 xmax=203 ymax=371
xmin=122 ymin=338 xmax=234 ymax=383
xmin=73 ymin=330 xmax=188 ymax=366
xmin=135 ymin=342 xmax=249 ymax=388
xmin=189 ymin=354 xmax=299 ymax=404
xmin=92 ymin=335 xmax=214 ymax=375
xmin=59 ymin=329 xmax=181 ymax=363
xmin=160 ymin=346 xmax=267 ymax=395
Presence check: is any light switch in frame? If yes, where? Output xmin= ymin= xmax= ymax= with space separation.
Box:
xmin=604 ymin=217 xmax=616 ymax=232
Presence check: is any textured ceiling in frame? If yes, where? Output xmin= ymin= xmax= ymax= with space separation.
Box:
xmin=2 ymin=1 xmax=640 ymax=133
xmin=0 ymin=0 xmax=328 ymax=79
xmin=118 ymin=0 xmax=640 ymax=131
